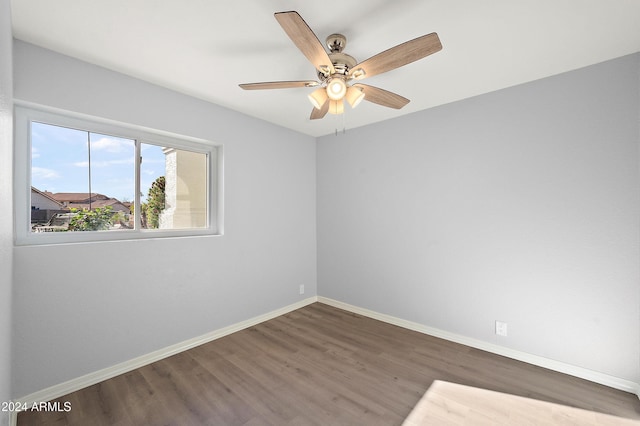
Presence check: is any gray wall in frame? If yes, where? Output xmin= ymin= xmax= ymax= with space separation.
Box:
xmin=0 ymin=0 xmax=13 ymax=423
xmin=317 ymin=53 xmax=640 ymax=383
xmin=12 ymin=41 xmax=317 ymax=398
xmin=9 ymin=38 xmax=640 ymax=399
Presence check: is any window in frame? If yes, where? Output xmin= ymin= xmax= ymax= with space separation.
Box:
xmin=15 ymin=105 xmax=223 ymax=245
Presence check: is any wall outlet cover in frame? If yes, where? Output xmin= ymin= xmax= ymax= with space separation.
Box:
xmin=496 ymin=321 xmax=508 ymax=337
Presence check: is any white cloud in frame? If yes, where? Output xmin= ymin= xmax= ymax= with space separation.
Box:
xmin=74 ymin=158 xmax=134 ymax=168
xmin=32 ymin=167 xmax=60 ymax=179
xmin=31 ymin=146 xmax=40 ymax=159
xmin=91 ymin=137 xmax=133 ymax=153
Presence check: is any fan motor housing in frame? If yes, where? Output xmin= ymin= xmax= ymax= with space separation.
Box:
xmin=319 ymin=34 xmax=357 ymax=79
xmin=329 ymin=52 xmax=357 ymax=75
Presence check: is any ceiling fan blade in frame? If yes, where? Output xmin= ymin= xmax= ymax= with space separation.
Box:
xmin=350 ymin=33 xmax=442 ymax=80
xmin=239 ymin=81 xmax=319 ymax=90
xmin=275 ymin=11 xmax=335 ymax=75
xmin=310 ymin=99 xmax=330 ymax=120
xmin=353 ymin=84 xmax=410 ymax=109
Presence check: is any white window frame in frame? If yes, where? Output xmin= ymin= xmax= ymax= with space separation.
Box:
xmin=14 ymin=103 xmax=224 ymax=245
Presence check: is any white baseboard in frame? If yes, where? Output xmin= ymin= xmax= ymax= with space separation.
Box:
xmin=13 ymin=296 xmax=318 ymax=409
xmin=317 ymin=296 xmax=640 ymax=398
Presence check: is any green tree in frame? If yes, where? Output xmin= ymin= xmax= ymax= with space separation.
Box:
xmin=68 ymin=206 xmax=114 ymax=231
xmin=145 ymin=176 xmax=165 ymax=229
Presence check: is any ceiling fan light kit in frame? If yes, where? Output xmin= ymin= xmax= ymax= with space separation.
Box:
xmin=345 ymin=85 xmax=365 ymax=108
xmin=326 ymin=77 xmax=347 ymax=100
xmin=308 ymin=87 xmax=328 ymax=110
xmin=239 ymin=11 xmax=442 ymax=121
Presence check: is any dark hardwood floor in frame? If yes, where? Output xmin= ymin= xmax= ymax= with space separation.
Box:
xmin=18 ymin=302 xmax=640 ymax=425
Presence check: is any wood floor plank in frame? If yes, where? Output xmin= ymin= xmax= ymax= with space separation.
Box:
xmin=18 ymin=303 xmax=640 ymax=425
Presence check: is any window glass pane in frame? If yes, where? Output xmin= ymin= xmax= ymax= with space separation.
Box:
xmin=16 ymin=106 xmax=219 ymax=244
xmin=30 ymin=121 xmax=135 ymax=232
xmin=141 ymin=143 xmax=208 ymax=230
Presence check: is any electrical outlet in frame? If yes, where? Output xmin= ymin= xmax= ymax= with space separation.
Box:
xmin=495 ymin=321 xmax=508 ymax=337
xmin=299 ymin=284 xmax=305 ymax=295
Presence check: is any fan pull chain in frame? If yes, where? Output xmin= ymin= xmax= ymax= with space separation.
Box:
xmin=334 ymin=107 xmax=347 ymax=136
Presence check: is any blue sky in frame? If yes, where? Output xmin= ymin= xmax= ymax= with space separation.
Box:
xmin=31 ymin=121 xmax=166 ymax=202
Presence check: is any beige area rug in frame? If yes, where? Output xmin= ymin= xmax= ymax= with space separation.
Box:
xmin=403 ymin=380 xmax=640 ymax=425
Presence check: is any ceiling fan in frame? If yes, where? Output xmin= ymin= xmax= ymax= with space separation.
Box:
xmin=239 ymin=11 xmax=443 ymax=120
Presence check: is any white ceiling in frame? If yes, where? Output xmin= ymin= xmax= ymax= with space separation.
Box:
xmin=10 ymin=0 xmax=640 ymax=137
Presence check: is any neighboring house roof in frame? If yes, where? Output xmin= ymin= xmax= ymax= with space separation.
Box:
xmin=49 ymin=192 xmax=110 ymax=203
xmin=67 ymin=199 xmax=131 ymax=213
xmin=31 ymin=187 xmax=65 ymax=209
xmin=43 ymin=191 xmax=131 ymax=213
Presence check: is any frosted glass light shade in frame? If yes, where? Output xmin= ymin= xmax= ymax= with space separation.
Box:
xmin=327 ymin=99 xmax=344 ymax=115
xmin=345 ymin=86 xmax=365 ymax=108
xmin=308 ymin=87 xmax=328 ymax=109
xmin=326 ymin=77 xmax=347 ymax=100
